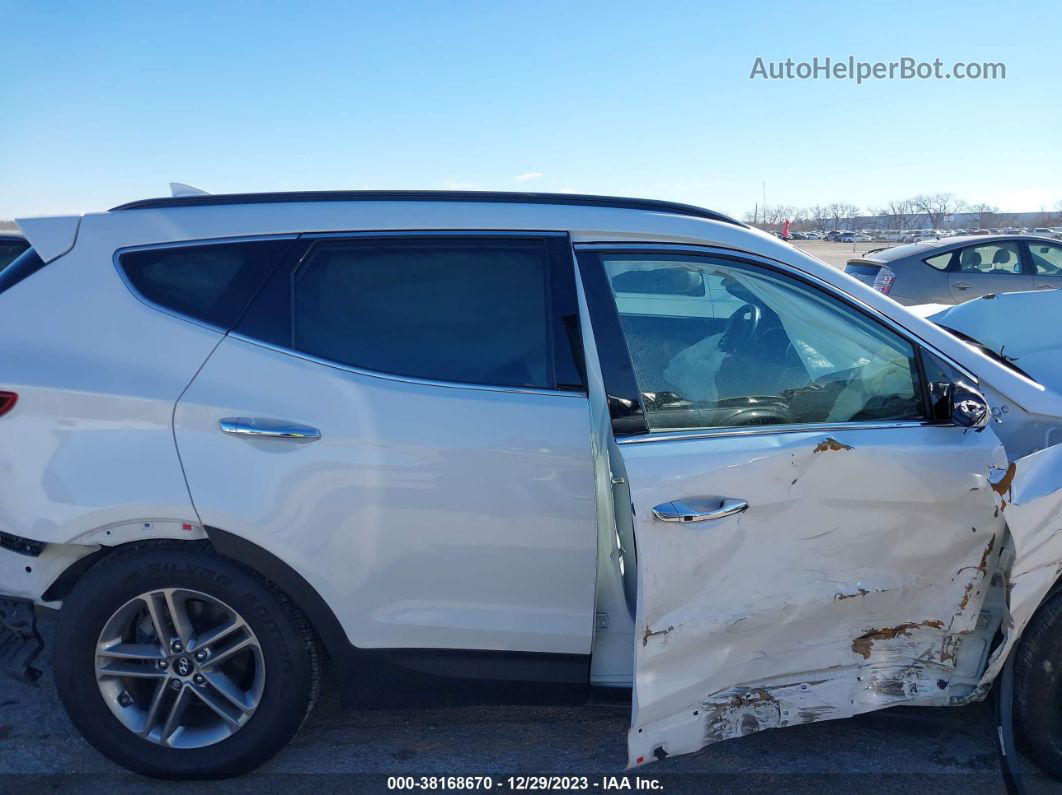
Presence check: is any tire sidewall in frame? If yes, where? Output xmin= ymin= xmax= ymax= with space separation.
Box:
xmin=54 ymin=545 xmax=314 ymax=778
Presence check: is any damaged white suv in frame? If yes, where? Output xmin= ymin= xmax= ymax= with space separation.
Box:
xmin=4 ymin=189 xmax=1062 ymax=779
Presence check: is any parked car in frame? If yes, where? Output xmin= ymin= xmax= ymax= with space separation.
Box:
xmin=838 ymin=231 xmax=871 ymax=243
xmin=5 ymin=190 xmax=1062 ymax=781
xmin=843 ymin=234 xmax=1062 ymax=305
xmin=0 ymin=232 xmax=29 ymax=270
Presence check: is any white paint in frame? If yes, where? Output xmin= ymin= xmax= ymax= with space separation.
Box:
xmin=173 ymin=335 xmax=599 ymax=653
xmin=927 ymin=290 xmax=1062 ymax=395
xmin=14 ymin=215 xmax=81 ymax=263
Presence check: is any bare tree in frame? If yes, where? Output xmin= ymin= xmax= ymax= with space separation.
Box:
xmin=911 ymin=193 xmax=966 ymax=229
xmin=876 ymin=198 xmax=917 ymax=231
xmin=968 ymin=203 xmax=1000 ymax=229
xmin=825 ymin=202 xmax=860 ymax=230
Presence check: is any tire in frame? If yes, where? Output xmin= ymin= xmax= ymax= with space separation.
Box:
xmin=1014 ymin=589 xmax=1062 ymax=778
xmin=53 ymin=542 xmax=320 ymax=779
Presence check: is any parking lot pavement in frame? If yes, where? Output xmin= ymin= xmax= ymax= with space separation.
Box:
xmin=1 ymin=618 xmax=1058 ymax=794
xmin=790 ymin=239 xmax=888 ymax=269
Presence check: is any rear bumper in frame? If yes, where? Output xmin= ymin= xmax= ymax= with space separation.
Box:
xmin=0 ymin=595 xmax=43 ymax=685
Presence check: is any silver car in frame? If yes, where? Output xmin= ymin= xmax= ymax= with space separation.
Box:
xmin=844 ymin=234 xmax=1062 ymax=305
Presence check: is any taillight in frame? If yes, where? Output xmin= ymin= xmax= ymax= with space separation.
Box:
xmin=0 ymin=392 xmax=17 ymax=417
xmin=872 ymin=265 xmax=896 ymax=295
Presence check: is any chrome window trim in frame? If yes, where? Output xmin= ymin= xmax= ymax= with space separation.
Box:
xmin=617 ymin=420 xmax=940 ymax=445
xmin=574 ymin=240 xmax=978 ymax=384
xmin=227 ymin=331 xmax=587 ymax=399
xmin=111 ymin=234 xmax=300 ymax=335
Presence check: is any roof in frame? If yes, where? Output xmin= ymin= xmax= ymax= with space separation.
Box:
xmin=109 ymin=190 xmax=745 ymax=227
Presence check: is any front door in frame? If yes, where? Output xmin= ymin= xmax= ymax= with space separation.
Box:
xmin=948 ymin=239 xmax=1032 ymax=301
xmin=577 ymin=246 xmax=1009 ymax=765
xmin=1026 ymin=239 xmax=1062 ymax=291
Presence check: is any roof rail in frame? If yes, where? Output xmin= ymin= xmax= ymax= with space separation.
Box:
xmin=109 ymin=190 xmax=745 ymax=227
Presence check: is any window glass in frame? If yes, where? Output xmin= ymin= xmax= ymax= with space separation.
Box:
xmin=924 ymin=252 xmax=953 ymax=271
xmin=291 ymin=238 xmax=551 ymax=388
xmin=0 ymin=239 xmax=30 ymax=270
xmin=119 ymin=239 xmax=291 ymax=328
xmin=956 ymin=242 xmax=1022 ymax=275
xmin=601 ymin=254 xmax=924 ymax=431
xmin=1028 ymin=242 xmax=1062 ymax=275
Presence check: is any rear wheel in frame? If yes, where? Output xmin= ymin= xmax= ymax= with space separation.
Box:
xmin=1014 ymin=590 xmax=1062 ymax=778
xmin=53 ymin=543 xmax=319 ymax=778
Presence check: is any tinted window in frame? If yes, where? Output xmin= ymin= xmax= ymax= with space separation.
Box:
xmin=290 ymin=238 xmax=552 ymax=389
xmin=0 ymin=248 xmax=46 ymax=295
xmin=957 ymin=241 xmax=1022 ymax=275
xmin=0 ymin=238 xmax=30 ymax=270
xmin=118 ymin=239 xmax=292 ymax=328
xmin=1028 ymin=242 xmax=1062 ymax=275
xmin=599 ymin=253 xmax=924 ymax=431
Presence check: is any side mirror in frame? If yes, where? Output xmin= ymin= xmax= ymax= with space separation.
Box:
xmin=948 ymin=381 xmax=990 ymax=429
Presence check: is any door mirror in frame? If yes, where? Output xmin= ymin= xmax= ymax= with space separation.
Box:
xmin=923 ymin=350 xmax=990 ymax=429
xmin=949 ymin=381 xmax=990 ymax=429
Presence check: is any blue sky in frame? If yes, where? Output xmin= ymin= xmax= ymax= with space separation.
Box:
xmin=1 ymin=0 xmax=1059 ymax=218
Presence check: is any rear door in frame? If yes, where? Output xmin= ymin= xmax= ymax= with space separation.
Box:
xmin=175 ymin=233 xmax=599 ymax=656
xmin=576 ymin=245 xmax=1008 ymax=766
xmin=948 ymin=240 xmax=1032 ymax=301
xmin=1025 ymin=239 xmax=1062 ymax=291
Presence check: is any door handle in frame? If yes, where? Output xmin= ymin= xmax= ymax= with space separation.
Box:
xmin=219 ymin=417 xmax=321 ymax=441
xmin=1037 ymin=284 xmax=1056 ymax=290
xmin=652 ymin=497 xmax=748 ymax=523
xmin=953 ymin=281 xmax=972 ymax=290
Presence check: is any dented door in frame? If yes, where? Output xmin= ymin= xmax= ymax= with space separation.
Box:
xmin=575 ymin=246 xmax=1025 ymax=766
xmin=622 ymin=426 xmax=1006 ymax=765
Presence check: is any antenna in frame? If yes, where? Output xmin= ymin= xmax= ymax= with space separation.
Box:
xmin=169 ymin=182 xmax=211 ymax=198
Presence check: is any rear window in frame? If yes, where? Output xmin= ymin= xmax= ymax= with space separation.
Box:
xmin=118 ymin=239 xmax=293 ymax=329
xmin=924 ymin=252 xmax=953 ymax=270
xmin=0 ymin=248 xmax=46 ymax=295
xmin=288 ymin=237 xmax=552 ymax=388
xmin=0 ymin=238 xmax=30 ymax=270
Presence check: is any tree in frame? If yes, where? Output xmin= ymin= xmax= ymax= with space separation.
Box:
xmin=911 ymin=193 xmax=966 ymax=229
xmin=825 ymin=202 xmax=860 ymax=230
xmin=876 ymin=198 xmax=917 ymax=231
xmin=968 ymin=203 xmax=1000 ymax=229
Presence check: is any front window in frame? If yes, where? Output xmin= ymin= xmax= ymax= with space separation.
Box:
xmin=956 ymin=241 xmax=1022 ymax=275
xmin=599 ymin=253 xmax=924 ymax=431
xmin=1028 ymin=242 xmax=1062 ymax=275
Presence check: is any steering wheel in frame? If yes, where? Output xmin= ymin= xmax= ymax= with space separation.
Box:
xmin=719 ymin=303 xmax=762 ymax=354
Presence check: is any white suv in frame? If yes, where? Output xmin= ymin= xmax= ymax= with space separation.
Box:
xmin=4 ymin=190 xmax=1062 ymax=779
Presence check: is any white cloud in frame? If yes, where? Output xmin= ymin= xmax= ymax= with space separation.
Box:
xmin=513 ymin=172 xmax=544 ymax=183
xmin=441 ymin=178 xmax=476 ymax=190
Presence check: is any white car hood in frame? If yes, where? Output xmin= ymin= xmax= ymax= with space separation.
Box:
xmin=925 ymin=290 xmax=1062 ymax=395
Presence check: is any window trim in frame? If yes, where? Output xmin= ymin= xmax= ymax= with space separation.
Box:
xmin=576 ymin=242 xmax=972 ymax=438
xmin=235 ymin=230 xmax=587 ymax=396
xmin=111 ymin=234 xmax=300 ymax=334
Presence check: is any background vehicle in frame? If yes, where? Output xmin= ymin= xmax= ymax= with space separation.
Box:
xmin=4 ymin=191 xmax=1062 ymax=780
xmin=844 ymin=234 xmax=1062 ymax=304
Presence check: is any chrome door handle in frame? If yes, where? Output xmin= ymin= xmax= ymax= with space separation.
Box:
xmin=953 ymin=281 xmax=972 ymax=290
xmin=219 ymin=417 xmax=321 ymax=441
xmin=652 ymin=497 xmax=748 ymax=523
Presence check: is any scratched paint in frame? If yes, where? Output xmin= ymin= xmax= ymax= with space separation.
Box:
xmin=625 ymin=415 xmax=1062 ymax=768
